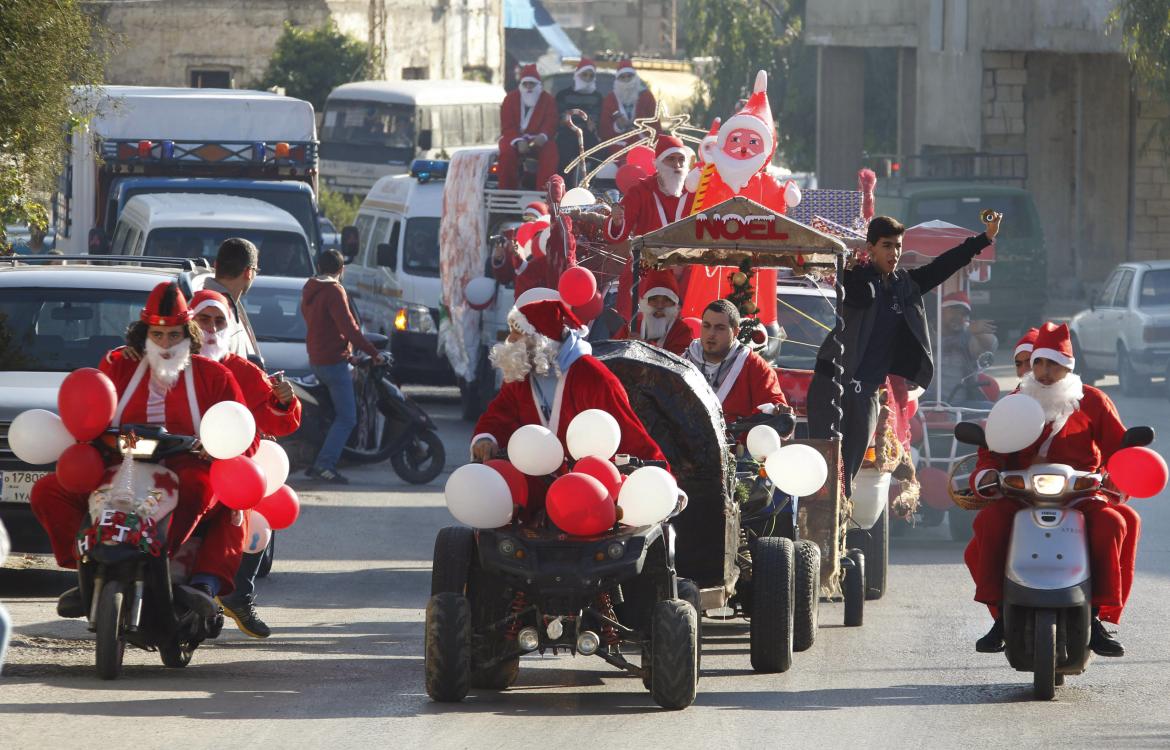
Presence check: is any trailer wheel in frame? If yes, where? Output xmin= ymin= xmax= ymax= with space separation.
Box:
xmin=749 ymin=536 xmax=794 ymax=673
xmin=794 ymin=539 xmax=820 ymax=652
xmin=843 ymin=548 xmax=865 ymax=627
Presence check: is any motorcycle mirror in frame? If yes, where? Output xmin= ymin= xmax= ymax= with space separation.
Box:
xmin=1120 ymin=426 xmax=1155 ymax=448
xmin=954 ymin=421 xmax=987 ymax=447
xmin=976 ymin=351 xmax=995 ymax=369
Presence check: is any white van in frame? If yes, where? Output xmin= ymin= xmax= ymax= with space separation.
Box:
xmin=110 ymin=194 xmax=315 ymax=277
xmin=345 ymin=165 xmax=446 ymax=383
xmin=320 ymin=80 xmax=506 ymax=195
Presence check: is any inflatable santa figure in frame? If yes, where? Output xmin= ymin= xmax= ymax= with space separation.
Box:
xmin=614 ymin=268 xmax=693 ymax=355
xmin=688 ymin=70 xmax=802 ymax=214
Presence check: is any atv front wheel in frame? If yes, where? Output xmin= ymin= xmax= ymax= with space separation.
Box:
xmin=424 ymin=593 xmax=472 ymax=702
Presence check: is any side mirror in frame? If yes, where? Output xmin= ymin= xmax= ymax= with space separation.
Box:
xmin=954 ymin=421 xmax=987 ymax=448
xmin=1120 ymin=426 xmax=1155 ymax=448
xmin=376 ymin=242 xmax=397 ymax=270
xmin=366 ymin=331 xmax=390 ymax=351
xmin=340 ymin=225 xmax=360 ymax=263
xmin=418 ymin=130 xmax=433 ymax=151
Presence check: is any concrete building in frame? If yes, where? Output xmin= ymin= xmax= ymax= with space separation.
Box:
xmin=805 ymin=0 xmax=1168 ymax=294
xmin=85 ymin=0 xmax=503 ymax=89
xmin=542 ymin=0 xmax=681 ymax=56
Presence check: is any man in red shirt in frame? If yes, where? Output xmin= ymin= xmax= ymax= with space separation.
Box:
xmin=598 ymin=60 xmax=657 ymax=152
xmin=302 ymin=249 xmax=389 ymax=483
xmin=497 ymin=65 xmax=559 ymax=190
xmin=614 ymin=268 xmax=692 ymax=356
xmin=683 ymin=299 xmax=790 ymax=426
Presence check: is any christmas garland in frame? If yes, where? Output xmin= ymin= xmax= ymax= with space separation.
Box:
xmin=76 ymin=511 xmax=163 ymax=557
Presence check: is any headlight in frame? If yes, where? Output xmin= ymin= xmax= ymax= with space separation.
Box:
xmin=1032 ymin=474 xmax=1067 ymax=496
xmin=394 ymin=304 xmax=437 ymax=334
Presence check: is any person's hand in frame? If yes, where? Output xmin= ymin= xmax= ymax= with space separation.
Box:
xmin=615 ymin=115 xmax=631 ymax=132
xmin=969 ymin=319 xmax=997 ymax=336
xmin=272 ymin=379 xmax=295 ymax=405
xmin=983 ymin=210 xmax=1002 ymax=241
xmin=120 ymin=345 xmax=142 ymax=362
xmin=231 ymin=510 xmax=245 ymax=527
xmin=976 ymin=470 xmax=1000 ymax=496
xmin=609 ymin=204 xmax=625 ymax=226
xmin=533 ymin=133 xmax=548 ymax=148
xmin=472 ymin=438 xmax=497 ymax=463
xmin=516 ymin=139 xmax=530 ymax=155
xmin=376 ymin=351 xmax=394 ymax=366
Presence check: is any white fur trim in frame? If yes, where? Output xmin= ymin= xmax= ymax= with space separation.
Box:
xmin=507 ymin=307 xmax=537 ymax=337
xmin=684 ymin=168 xmax=701 ymax=193
xmin=642 ymin=286 xmax=679 ymax=304
xmin=1031 ymin=347 xmax=1074 ymax=369
xmin=520 ymin=75 xmax=540 ymax=85
xmin=1013 ymin=342 xmax=1034 ymax=358
xmin=192 ymin=298 xmax=232 ymax=319
xmin=718 ymin=113 xmax=774 ymax=156
xmin=941 ymin=299 xmax=971 ymax=310
xmin=655 ymin=146 xmax=688 ymax=165
xmin=470 ymin=433 xmax=498 ymax=460
xmin=715 ymin=346 xmax=751 ymax=403
xmin=616 ymin=65 xmax=635 ymax=76
xmin=753 ymin=69 xmax=767 ymax=94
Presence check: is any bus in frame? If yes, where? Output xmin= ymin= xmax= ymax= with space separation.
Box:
xmin=319 ymin=80 xmax=506 ymax=195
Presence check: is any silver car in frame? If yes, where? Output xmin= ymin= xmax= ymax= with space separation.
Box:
xmin=1069 ymin=260 xmax=1170 ymax=396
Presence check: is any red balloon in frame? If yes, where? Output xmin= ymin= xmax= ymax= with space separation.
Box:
xmin=255 ymin=485 xmax=301 ymax=529
xmin=56 ymin=443 xmax=106 ymax=494
xmin=486 ymin=459 xmax=529 ymax=507
xmin=918 ymin=466 xmax=952 ymax=510
xmin=1108 ymin=447 xmax=1168 ymax=499
xmin=626 ymin=145 xmax=655 ymax=174
xmin=573 ymin=456 xmax=622 ymax=499
xmin=616 ymin=163 xmax=648 ymax=193
xmin=546 ymin=473 xmax=616 ymax=536
xmin=558 ymin=266 xmax=597 ymax=307
xmin=572 ymin=291 xmax=604 ymax=323
xmin=58 ymin=368 xmax=117 ymax=441
xmin=682 ymin=316 xmax=702 ymax=338
xmin=211 ymin=456 xmax=267 ymax=510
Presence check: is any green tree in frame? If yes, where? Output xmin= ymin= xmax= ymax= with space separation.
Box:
xmin=255 ymin=22 xmax=369 ymax=112
xmin=1111 ymin=0 xmax=1170 ymax=148
xmin=0 ymin=0 xmax=107 ymax=248
xmin=318 ymin=188 xmax=361 ymax=229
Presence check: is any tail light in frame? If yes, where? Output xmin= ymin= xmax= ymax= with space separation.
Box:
xmin=1143 ymin=325 xmax=1170 ymax=343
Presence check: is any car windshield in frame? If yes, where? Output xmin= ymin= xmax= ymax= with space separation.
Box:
xmin=1139 ymin=269 xmax=1170 ymax=308
xmin=244 ymin=284 xmax=307 ymax=343
xmin=775 ymin=288 xmax=836 ymax=370
xmin=402 ymin=217 xmax=440 ymax=277
xmin=0 ymin=288 xmax=145 ymax=371
xmin=910 ymin=194 xmax=1037 ymax=240
xmin=323 ymin=101 xmax=416 ymax=149
xmin=143 ymin=229 xmax=313 ymax=277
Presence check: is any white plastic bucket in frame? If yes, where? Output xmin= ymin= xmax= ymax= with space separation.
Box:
xmin=851 ymin=468 xmax=891 ymax=530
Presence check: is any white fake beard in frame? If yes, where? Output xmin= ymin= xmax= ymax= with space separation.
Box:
xmin=489 ymin=334 xmax=561 ymax=383
xmin=1019 ymin=371 xmax=1084 ymax=423
xmin=613 ymin=77 xmax=640 ymax=110
xmin=199 ymin=328 xmax=231 ymax=362
xmin=144 ymin=338 xmax=191 ymax=389
xmin=573 ymin=73 xmax=596 ymax=94
xmin=520 ymin=87 xmax=541 ymax=110
xmin=711 ymin=142 xmax=770 ymax=192
xmin=638 ymin=300 xmax=678 ymax=341
xmin=657 ymin=165 xmax=686 ymax=197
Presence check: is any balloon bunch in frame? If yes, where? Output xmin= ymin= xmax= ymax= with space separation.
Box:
xmin=748 ymin=424 xmax=830 ymax=498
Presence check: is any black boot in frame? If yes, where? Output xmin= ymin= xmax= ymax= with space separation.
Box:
xmin=1090 ymin=617 xmax=1124 ymax=657
xmin=976 ymin=617 xmax=1005 ymax=653
xmin=56 ymin=587 xmax=85 ymax=618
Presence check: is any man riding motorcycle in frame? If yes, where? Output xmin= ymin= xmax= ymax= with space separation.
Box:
xmin=30 ymin=282 xmax=253 ymax=619
xmin=965 ymin=322 xmax=1141 ymax=656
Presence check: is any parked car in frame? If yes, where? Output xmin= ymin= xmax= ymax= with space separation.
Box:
xmin=319 ymin=215 xmax=340 ymax=251
xmin=774 ymin=273 xmax=836 ymax=371
xmin=0 ymin=256 xmax=216 ymax=551
xmin=1069 ymin=260 xmax=1170 ymax=396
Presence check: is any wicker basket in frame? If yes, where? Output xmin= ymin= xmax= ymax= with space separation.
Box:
xmin=948 ymin=453 xmax=990 ymax=511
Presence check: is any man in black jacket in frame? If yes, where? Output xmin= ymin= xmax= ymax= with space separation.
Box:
xmin=555 ymin=59 xmax=603 ymax=187
xmin=807 ymin=213 xmax=1001 ymax=496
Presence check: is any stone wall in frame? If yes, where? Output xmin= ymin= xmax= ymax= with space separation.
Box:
xmin=1130 ymin=90 xmax=1170 ymax=263
xmin=981 ymin=51 xmax=1025 ymax=151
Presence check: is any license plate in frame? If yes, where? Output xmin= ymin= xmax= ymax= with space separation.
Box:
xmin=1 ymin=470 xmax=47 ymax=504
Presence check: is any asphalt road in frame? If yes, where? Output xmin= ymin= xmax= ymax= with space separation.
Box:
xmin=2 ymin=376 xmax=1169 ymax=748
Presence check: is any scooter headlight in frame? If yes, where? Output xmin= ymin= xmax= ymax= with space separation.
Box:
xmin=1032 ymin=474 xmax=1067 ymax=496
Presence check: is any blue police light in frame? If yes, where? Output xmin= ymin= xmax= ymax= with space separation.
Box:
xmin=252 ymin=142 xmax=267 ymax=162
xmin=410 ymin=159 xmax=449 ymax=183
xmin=160 ymin=140 xmax=175 ymax=160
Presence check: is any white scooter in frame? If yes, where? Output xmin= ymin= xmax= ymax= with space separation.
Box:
xmin=954 ymin=422 xmax=1153 ymax=700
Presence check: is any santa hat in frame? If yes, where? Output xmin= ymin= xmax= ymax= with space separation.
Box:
xmin=1014 ymin=327 xmax=1040 ymax=358
xmin=508 ymin=298 xmax=582 ymax=341
xmin=524 ymin=201 xmax=548 ymax=220
xmin=654 ymin=135 xmax=689 ymax=166
xmin=616 ymin=59 xmax=636 ymax=77
xmin=575 ymin=58 xmax=596 ymax=73
xmin=941 ymin=291 xmax=971 ymax=311
xmin=190 ymin=289 xmax=233 ymax=320
xmin=140 ymin=281 xmax=191 ymax=326
xmin=717 ymin=70 xmax=774 ymax=157
xmin=519 ymin=64 xmax=540 ymax=85
xmin=639 ymin=269 xmax=680 ymax=304
xmin=1031 ymin=322 xmax=1074 ymax=369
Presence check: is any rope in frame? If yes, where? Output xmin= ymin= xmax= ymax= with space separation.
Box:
xmin=776 ymin=296 xmax=832 ymax=332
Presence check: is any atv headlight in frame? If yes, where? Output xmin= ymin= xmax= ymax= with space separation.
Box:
xmin=1032 ymin=474 xmax=1066 ymax=496
xmin=394 ymin=303 xmax=437 ymax=334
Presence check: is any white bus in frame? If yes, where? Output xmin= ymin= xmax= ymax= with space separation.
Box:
xmin=319 ymin=80 xmax=506 ymax=195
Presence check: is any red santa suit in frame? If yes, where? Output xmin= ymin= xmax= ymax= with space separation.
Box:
xmin=598 ymin=60 xmax=657 ymax=150
xmin=964 ymin=324 xmax=1138 ymax=623
xmin=497 ymin=65 xmax=559 ymax=190
xmin=683 ymin=339 xmax=789 ymax=427
xmin=29 ymin=283 xmax=250 ymax=594
xmin=614 ymin=268 xmax=693 ymax=356
xmin=472 ymin=300 xmax=667 ymax=479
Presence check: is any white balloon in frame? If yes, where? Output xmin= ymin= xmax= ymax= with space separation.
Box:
xmin=465 ymin=276 xmax=496 ymax=308
xmin=746 ymin=425 xmax=782 ymax=461
xmin=8 ymin=409 xmax=75 ymax=465
xmin=985 ymin=392 xmax=1045 ymax=453
xmin=199 ymin=401 xmax=256 ymax=459
xmin=514 ymin=286 xmax=560 ymax=308
xmin=566 ymin=409 xmax=621 ymax=460
xmin=618 ymin=466 xmax=678 ymax=527
xmin=765 ymin=444 xmax=829 ymax=497
xmin=253 ymin=440 xmax=290 ymax=497
xmin=507 ymin=424 xmax=565 ymax=476
xmin=444 ymin=463 xmax=514 ymax=528
xmin=561 ymin=187 xmax=596 ymax=208
xmin=245 ymin=510 xmax=273 ymax=554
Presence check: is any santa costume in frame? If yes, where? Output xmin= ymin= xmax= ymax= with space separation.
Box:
xmin=472 ymin=299 xmax=667 ymax=473
xmin=1014 ymin=327 xmax=1040 ymax=363
xmin=964 ymin=323 xmax=1140 ymax=624
xmin=30 ymin=282 xmax=250 ymax=594
xmin=614 ymin=268 xmax=693 ymax=355
xmin=599 ymin=59 xmax=657 ymax=151
xmin=683 ymin=336 xmax=789 ymax=427
xmin=497 ymin=64 xmax=559 ymax=190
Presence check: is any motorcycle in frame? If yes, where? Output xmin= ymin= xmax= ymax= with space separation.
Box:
xmin=287 ymin=352 xmax=446 ymax=484
xmin=73 ymin=425 xmax=223 ymax=680
xmin=953 ymin=420 xmax=1154 ymax=700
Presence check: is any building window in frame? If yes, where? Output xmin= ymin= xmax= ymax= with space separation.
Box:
xmin=463 ymin=66 xmax=492 ymax=83
xmin=190 ymin=69 xmax=232 ymax=88
xmin=402 ymin=67 xmax=427 ymax=80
